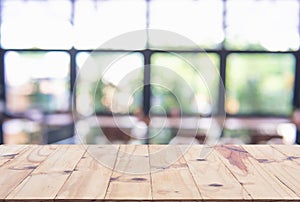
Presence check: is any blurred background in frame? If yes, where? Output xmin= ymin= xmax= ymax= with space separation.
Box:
xmin=0 ymin=0 xmax=299 ymax=145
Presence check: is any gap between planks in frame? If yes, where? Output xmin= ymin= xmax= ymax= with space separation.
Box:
xmin=0 ymin=145 xmax=29 ymax=168
xmin=105 ymin=145 xmax=151 ymax=200
xmin=1 ymin=144 xmax=300 ymax=201
xmin=244 ymin=145 xmax=300 ymax=197
xmin=214 ymin=145 xmax=298 ymax=200
xmin=182 ymin=145 xmax=251 ymax=200
xmin=55 ymin=145 xmax=120 ymax=200
xmin=0 ymin=145 xmax=58 ymax=198
xmin=5 ymin=145 xmax=86 ymax=200
xmin=149 ymin=145 xmax=201 ymax=200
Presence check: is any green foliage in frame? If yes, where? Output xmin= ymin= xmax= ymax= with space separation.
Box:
xmin=226 ymin=54 xmax=295 ymax=115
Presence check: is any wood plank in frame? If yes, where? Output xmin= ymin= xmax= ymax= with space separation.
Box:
xmin=6 ymin=200 xmax=53 ymax=202
xmin=0 ymin=145 xmax=299 ymax=201
xmin=56 ymin=145 xmax=119 ymax=199
xmin=0 ymin=144 xmax=4 ymax=154
xmin=272 ymin=145 xmax=300 ymax=165
xmin=0 ymin=145 xmax=57 ymax=198
xmin=105 ymin=145 xmax=151 ymax=200
xmin=183 ymin=145 xmax=251 ymax=200
xmin=149 ymin=145 xmax=201 ymax=200
xmin=86 ymin=144 xmax=120 ymax=170
xmin=6 ymin=145 xmax=86 ymax=200
xmin=215 ymin=145 xmax=298 ymax=200
xmin=0 ymin=145 xmax=28 ymax=167
xmin=0 ymin=144 xmax=7 ymax=155
xmin=243 ymin=145 xmax=300 ymax=197
xmin=0 ymin=144 xmax=27 ymax=155
xmin=0 ymin=199 xmax=54 ymax=202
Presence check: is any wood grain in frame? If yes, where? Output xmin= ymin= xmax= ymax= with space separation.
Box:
xmin=105 ymin=145 xmax=151 ymax=200
xmin=215 ymin=145 xmax=298 ymax=200
xmin=0 ymin=145 xmax=57 ymax=198
xmin=56 ymin=145 xmax=119 ymax=199
xmin=6 ymin=145 xmax=85 ymax=200
xmin=0 ymin=145 xmax=28 ymax=167
xmin=272 ymin=145 xmax=300 ymax=165
xmin=150 ymin=145 xmax=201 ymax=200
xmin=0 ymin=144 xmax=300 ymax=201
xmin=244 ymin=145 xmax=300 ymax=197
xmin=184 ymin=145 xmax=251 ymax=200
xmin=0 ymin=144 xmax=4 ymax=154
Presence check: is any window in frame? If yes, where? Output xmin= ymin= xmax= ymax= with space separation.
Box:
xmin=76 ymin=52 xmax=144 ymax=115
xmin=149 ymin=0 xmax=223 ymax=49
xmin=74 ymin=0 xmax=147 ymax=49
xmin=0 ymin=0 xmax=299 ymax=144
xmin=226 ymin=54 xmax=295 ymax=115
xmin=226 ymin=0 xmax=299 ymax=51
xmin=1 ymin=0 xmax=72 ymax=49
xmin=151 ymin=53 xmax=220 ymax=115
xmin=5 ymin=51 xmax=70 ymax=113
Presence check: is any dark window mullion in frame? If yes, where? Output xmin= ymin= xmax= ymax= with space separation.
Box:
xmin=69 ymin=48 xmax=77 ymax=108
xmin=218 ymin=50 xmax=227 ymax=115
xmin=0 ymin=48 xmax=4 ymax=144
xmin=143 ymin=49 xmax=152 ymax=117
xmin=219 ymin=0 xmax=227 ymax=115
xmin=293 ymin=52 xmax=300 ymax=108
xmin=143 ymin=49 xmax=152 ymax=144
xmin=293 ymin=0 xmax=300 ymax=109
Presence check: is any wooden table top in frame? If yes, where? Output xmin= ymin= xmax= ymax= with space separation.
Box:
xmin=0 ymin=144 xmax=299 ymax=201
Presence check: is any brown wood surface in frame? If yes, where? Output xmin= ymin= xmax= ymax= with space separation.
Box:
xmin=0 ymin=144 xmax=299 ymax=201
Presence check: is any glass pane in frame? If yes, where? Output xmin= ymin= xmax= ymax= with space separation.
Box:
xmin=226 ymin=54 xmax=295 ymax=115
xmin=226 ymin=0 xmax=299 ymax=51
xmin=76 ymin=52 xmax=144 ymax=115
xmin=1 ymin=0 xmax=72 ymax=49
xmin=5 ymin=51 xmax=70 ymax=113
xmin=149 ymin=0 xmax=223 ymax=49
xmin=151 ymin=53 xmax=220 ymax=115
xmin=3 ymin=119 xmax=42 ymax=144
xmin=74 ymin=0 xmax=146 ymax=49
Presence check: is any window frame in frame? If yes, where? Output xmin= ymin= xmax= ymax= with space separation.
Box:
xmin=0 ymin=0 xmax=299 ymax=144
